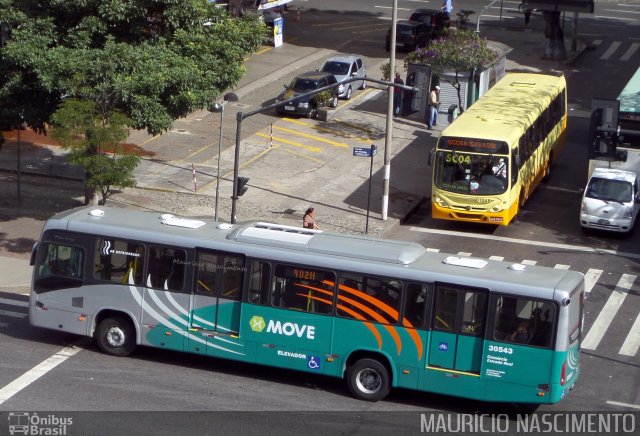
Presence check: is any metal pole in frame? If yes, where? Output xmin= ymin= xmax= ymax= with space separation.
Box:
xmin=215 ymin=106 xmax=223 ymax=221
xmin=231 ymin=111 xmax=243 ymax=224
xmin=382 ymin=0 xmax=398 ymax=221
xmin=16 ymin=125 xmax=21 ymax=201
xmin=365 ymin=146 xmax=375 ymax=234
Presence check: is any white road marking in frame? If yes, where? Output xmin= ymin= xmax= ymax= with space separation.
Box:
xmin=0 ymin=309 xmax=26 ymax=319
xmin=457 ymin=252 xmax=472 ymax=257
xmin=581 ymin=274 xmax=636 ymax=350
xmin=489 ymin=256 xmax=504 ymax=261
xmin=584 ymin=269 xmax=603 ymax=294
xmin=620 ymin=42 xmax=640 ymax=61
xmin=0 ymin=298 xmax=28 ymax=308
xmin=407 ymin=227 xmax=640 ymax=260
xmin=521 ymin=259 xmax=537 ymax=265
xmin=0 ymin=346 xmax=81 ymax=405
xmin=554 ymin=264 xmax=570 ymax=270
xmin=606 ymin=400 xmax=640 ymax=410
xmin=619 ymin=311 xmax=640 ymax=356
xmin=601 ymin=41 xmax=621 ymax=59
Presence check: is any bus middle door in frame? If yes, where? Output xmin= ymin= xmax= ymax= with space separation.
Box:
xmin=428 ymin=284 xmax=488 ymax=374
xmin=189 ymin=250 xmax=244 ymax=356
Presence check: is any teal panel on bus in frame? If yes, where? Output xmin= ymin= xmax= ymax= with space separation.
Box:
xmin=239 ymin=305 xmax=334 ymax=375
xmin=483 ymin=341 xmax=553 ymax=387
xmin=428 ymin=331 xmax=457 ymax=369
xmin=454 ymin=335 xmax=483 ymax=373
xmin=145 ymin=324 xmax=186 ymax=352
xmin=216 ymin=299 xmax=241 ymax=335
xmin=419 ymin=367 xmax=484 ymax=398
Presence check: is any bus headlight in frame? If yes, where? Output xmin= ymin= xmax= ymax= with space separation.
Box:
xmin=490 ymin=205 xmax=503 ymax=212
xmin=581 ymin=202 xmax=587 ymax=213
xmin=433 ymin=195 xmax=448 ymax=208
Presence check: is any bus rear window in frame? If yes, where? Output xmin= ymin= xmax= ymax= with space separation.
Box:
xmin=493 ymin=296 xmax=555 ymax=347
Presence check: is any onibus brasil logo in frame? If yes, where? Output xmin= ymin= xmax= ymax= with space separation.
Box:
xmin=249 ymin=315 xmax=315 ymax=339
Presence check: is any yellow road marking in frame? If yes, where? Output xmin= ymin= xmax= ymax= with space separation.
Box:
xmin=272 ymin=126 xmax=348 ymax=148
xmin=256 ymin=132 xmax=323 ymax=152
xmin=221 ymin=145 xmax=279 ymax=180
xmin=312 ymin=20 xmax=379 ymax=28
xmin=181 ymin=143 xmax=215 ymax=161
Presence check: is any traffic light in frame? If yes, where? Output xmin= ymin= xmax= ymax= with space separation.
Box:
xmin=237 ymin=177 xmax=249 ymax=197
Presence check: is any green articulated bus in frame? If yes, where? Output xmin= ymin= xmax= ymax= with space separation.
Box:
xmin=29 ymin=206 xmax=584 ymax=405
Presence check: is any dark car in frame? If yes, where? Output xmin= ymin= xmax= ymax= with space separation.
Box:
xmin=385 ymin=20 xmax=431 ymax=52
xmin=275 ymin=71 xmax=339 ymax=118
xmin=408 ymin=8 xmax=451 ymax=37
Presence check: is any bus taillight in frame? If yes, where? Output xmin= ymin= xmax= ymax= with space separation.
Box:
xmin=560 ymin=360 xmax=567 ymax=386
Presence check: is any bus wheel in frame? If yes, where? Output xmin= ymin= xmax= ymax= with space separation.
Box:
xmin=96 ymin=315 xmax=136 ymax=357
xmin=542 ymin=159 xmax=552 ymax=183
xmin=347 ymin=358 xmax=390 ymax=402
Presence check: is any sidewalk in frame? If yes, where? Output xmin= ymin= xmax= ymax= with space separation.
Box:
xmin=0 ymin=15 xmax=589 ymax=291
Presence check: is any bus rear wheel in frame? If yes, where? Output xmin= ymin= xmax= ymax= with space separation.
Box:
xmin=347 ymin=358 xmax=390 ymax=402
xmin=96 ymin=315 xmax=136 ymax=357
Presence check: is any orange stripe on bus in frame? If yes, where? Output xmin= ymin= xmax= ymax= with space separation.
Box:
xmin=336 ymin=283 xmax=399 ymax=322
xmin=401 ymin=319 xmax=424 ymax=360
xmin=335 ymin=304 xmax=382 ymax=349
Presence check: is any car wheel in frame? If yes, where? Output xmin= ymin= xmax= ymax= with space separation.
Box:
xmin=345 ymin=86 xmax=353 ymax=100
xmin=307 ymin=108 xmax=318 ymax=119
xmin=329 ymin=96 xmax=338 ymax=109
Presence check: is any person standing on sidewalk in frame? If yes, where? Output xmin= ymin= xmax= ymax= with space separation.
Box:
xmin=303 ymin=207 xmax=320 ymax=229
xmin=426 ymin=85 xmax=440 ymax=130
xmin=393 ymin=73 xmax=404 ymax=117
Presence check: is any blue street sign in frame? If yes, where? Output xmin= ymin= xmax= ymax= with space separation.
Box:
xmin=353 ymin=145 xmax=377 ymax=157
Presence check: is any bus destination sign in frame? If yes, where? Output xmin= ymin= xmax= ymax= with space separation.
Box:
xmin=440 ymin=137 xmax=509 ymax=154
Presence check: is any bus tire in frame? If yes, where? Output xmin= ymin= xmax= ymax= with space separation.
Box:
xmin=96 ymin=315 xmax=136 ymax=357
xmin=542 ymin=157 xmax=552 ymax=183
xmin=347 ymin=358 xmax=390 ymax=402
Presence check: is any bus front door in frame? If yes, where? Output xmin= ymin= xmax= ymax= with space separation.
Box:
xmin=428 ymin=284 xmax=488 ymax=374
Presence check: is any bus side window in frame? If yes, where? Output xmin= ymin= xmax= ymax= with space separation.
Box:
xmin=196 ymin=253 xmax=218 ymax=294
xmin=247 ymin=260 xmax=271 ymax=305
xmin=94 ymin=239 xmax=144 ymax=285
xmin=221 ymin=256 xmax=244 ymax=300
xmin=433 ymin=287 xmax=457 ymax=331
xmin=403 ymin=283 xmax=430 ymax=329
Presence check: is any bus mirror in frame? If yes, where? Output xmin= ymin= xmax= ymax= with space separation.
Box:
xmin=562 ymin=297 xmax=571 ymax=306
xmin=428 ymin=147 xmax=435 ymax=166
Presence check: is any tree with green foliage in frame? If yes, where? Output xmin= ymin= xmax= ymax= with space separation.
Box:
xmin=0 ymin=0 xmax=265 ymax=203
xmin=405 ymin=29 xmax=499 ymax=113
xmin=51 ymin=99 xmax=139 ymax=205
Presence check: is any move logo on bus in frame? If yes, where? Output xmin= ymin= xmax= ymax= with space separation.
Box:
xmin=249 ymin=316 xmax=316 ymax=340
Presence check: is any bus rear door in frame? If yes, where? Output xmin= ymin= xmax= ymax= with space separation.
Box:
xmin=428 ymin=283 xmax=488 ymax=374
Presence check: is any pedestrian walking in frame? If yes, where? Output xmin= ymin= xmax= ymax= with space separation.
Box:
xmin=426 ymin=85 xmax=440 ymax=130
xmin=524 ymin=8 xmax=532 ymax=27
xmin=441 ymin=0 xmax=452 ymax=18
xmin=393 ymin=73 xmax=404 ymax=117
xmin=303 ymin=207 xmax=320 ymax=229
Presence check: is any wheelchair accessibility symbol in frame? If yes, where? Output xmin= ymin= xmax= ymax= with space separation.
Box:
xmin=307 ymin=356 xmax=321 ymax=370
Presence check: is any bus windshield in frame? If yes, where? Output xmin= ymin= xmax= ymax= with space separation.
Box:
xmin=434 ymin=151 xmax=509 ymax=195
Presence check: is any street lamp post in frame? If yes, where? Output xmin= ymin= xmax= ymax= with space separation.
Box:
xmin=207 ymin=92 xmax=238 ymax=222
xmin=382 ymin=0 xmax=399 ymax=220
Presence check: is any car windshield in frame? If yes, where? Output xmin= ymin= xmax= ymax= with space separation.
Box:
xmin=322 ymin=61 xmax=350 ymax=75
xmin=290 ymin=78 xmax=320 ymax=93
xmin=397 ymin=24 xmax=415 ymax=34
xmin=586 ymin=178 xmax=633 ymax=203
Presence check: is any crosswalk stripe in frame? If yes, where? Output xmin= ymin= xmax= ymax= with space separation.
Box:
xmin=0 ymin=309 xmax=27 ymax=319
xmin=584 ymin=269 xmax=603 ymax=294
xmin=426 ymin=248 xmax=440 ymax=252
xmin=581 ymin=274 xmax=636 ymax=350
xmin=554 ymin=264 xmax=570 ymax=270
xmin=521 ymin=259 xmax=537 ymax=265
xmin=619 ymin=312 xmax=640 ymax=356
xmin=489 ymin=256 xmax=504 ymax=261
xmin=457 ymin=252 xmax=472 ymax=257
xmin=601 ymin=41 xmax=621 ymax=60
xmin=620 ymin=42 xmax=640 ymax=61
xmin=0 ymin=297 xmax=28 ymax=307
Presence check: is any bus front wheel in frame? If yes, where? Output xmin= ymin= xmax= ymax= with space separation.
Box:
xmin=347 ymin=358 xmax=390 ymax=402
xmin=96 ymin=315 xmax=136 ymax=357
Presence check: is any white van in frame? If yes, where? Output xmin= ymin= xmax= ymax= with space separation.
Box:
xmin=580 ymin=168 xmax=640 ymax=234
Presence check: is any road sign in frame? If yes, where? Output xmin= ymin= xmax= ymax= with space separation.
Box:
xmin=353 ymin=145 xmax=377 ymax=157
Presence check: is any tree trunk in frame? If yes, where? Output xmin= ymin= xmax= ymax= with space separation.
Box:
xmin=543 ymin=10 xmax=567 ymax=61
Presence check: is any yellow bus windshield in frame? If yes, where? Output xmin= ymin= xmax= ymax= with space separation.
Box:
xmin=434 ymin=150 xmax=509 ymax=195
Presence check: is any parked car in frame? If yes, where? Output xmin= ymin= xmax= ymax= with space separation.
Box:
xmin=385 ymin=20 xmax=431 ymax=52
xmin=408 ymin=8 xmax=450 ymax=38
xmin=580 ymin=167 xmax=640 ymax=234
xmin=319 ymin=55 xmax=367 ymax=100
xmin=275 ymin=71 xmax=339 ymax=118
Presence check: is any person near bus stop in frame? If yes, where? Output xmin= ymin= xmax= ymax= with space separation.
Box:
xmin=426 ymin=85 xmax=440 ymax=130
xmin=393 ymin=73 xmax=404 ymax=117
xmin=303 ymin=207 xmax=319 ymax=229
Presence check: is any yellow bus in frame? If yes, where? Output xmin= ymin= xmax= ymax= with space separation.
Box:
xmin=431 ymin=72 xmax=567 ymax=225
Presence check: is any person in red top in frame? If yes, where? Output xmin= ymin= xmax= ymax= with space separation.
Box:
xmin=303 ymin=207 xmax=319 ymax=229
xmin=393 ymin=73 xmax=404 ymax=117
